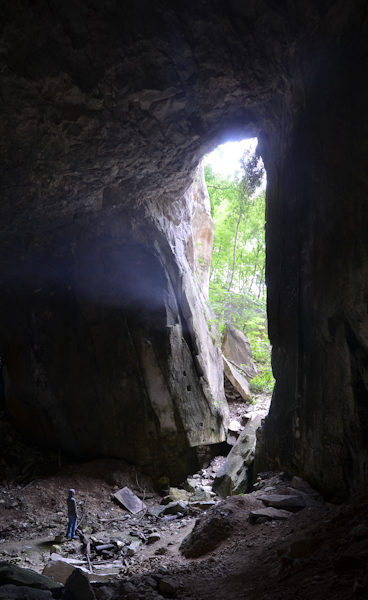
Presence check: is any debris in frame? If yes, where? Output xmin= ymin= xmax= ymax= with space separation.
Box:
xmin=113 ymin=487 xmax=146 ymax=514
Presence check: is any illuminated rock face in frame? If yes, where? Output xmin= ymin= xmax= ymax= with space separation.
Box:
xmin=1 ymin=2 xmax=367 ymax=494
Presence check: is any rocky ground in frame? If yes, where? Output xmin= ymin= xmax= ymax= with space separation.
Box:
xmin=1 ymin=397 xmax=368 ymax=600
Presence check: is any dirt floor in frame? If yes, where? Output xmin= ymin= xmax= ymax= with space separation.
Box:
xmin=1 ymin=402 xmax=368 ymax=600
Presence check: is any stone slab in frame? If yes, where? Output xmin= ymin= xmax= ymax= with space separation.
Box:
xmin=249 ymin=507 xmax=292 ymax=523
xmin=257 ymin=493 xmax=306 ymax=511
xmin=113 ymin=486 xmax=146 ymax=514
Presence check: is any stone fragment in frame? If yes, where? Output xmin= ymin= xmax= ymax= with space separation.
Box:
xmin=168 ymin=487 xmax=190 ymax=502
xmin=249 ymin=507 xmax=292 ymax=523
xmin=155 ymin=547 xmax=168 ymax=555
xmin=113 ymin=486 xmax=146 ymax=514
xmin=190 ymin=488 xmax=212 ymax=502
xmin=43 ymin=560 xmax=87 ymax=585
xmin=147 ymin=533 xmax=161 ymax=544
xmin=126 ymin=541 xmax=141 ymax=556
xmin=213 ymin=413 xmax=263 ymax=498
xmin=222 ymin=324 xmax=257 ymax=380
xmin=183 ymin=478 xmax=197 ymax=493
xmin=223 ymin=357 xmax=251 ymax=401
xmin=229 ymin=420 xmax=242 ymax=434
xmin=257 ymin=493 xmax=306 ymax=512
xmin=189 ymin=500 xmax=217 ymax=510
xmin=43 ymin=558 xmax=115 ymax=584
xmin=160 ymin=501 xmax=189 ymax=516
xmin=147 ymin=506 xmax=163 ymax=518
xmin=0 ymin=561 xmax=63 ymax=591
xmin=62 ymin=568 xmax=96 ymax=600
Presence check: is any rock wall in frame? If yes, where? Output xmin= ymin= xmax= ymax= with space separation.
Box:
xmin=1 ymin=1 xmax=368 ymax=495
xmin=1 ymin=172 xmax=228 ymax=482
xmin=255 ymin=3 xmax=368 ymax=499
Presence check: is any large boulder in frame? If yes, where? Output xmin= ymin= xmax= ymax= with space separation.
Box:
xmin=222 ymin=324 xmax=257 ymax=380
xmin=212 ymin=413 xmax=263 ymax=498
xmin=0 ymin=562 xmax=62 ymax=592
xmin=223 ymin=357 xmax=252 ymax=402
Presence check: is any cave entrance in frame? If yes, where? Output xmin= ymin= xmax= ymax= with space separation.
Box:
xmin=203 ymin=137 xmax=274 ymax=401
xmin=194 ymin=137 xmax=273 ymax=492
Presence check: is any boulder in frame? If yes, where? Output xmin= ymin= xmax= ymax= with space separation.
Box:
xmin=42 ymin=558 xmax=116 ymax=585
xmin=213 ymin=413 xmax=263 ymax=498
xmin=160 ymin=501 xmax=189 ymax=516
xmin=257 ymin=493 xmax=306 ymax=512
xmin=113 ymin=486 xmax=146 ymax=514
xmin=126 ymin=541 xmax=141 ymax=556
xmin=43 ymin=559 xmax=88 ymax=586
xmin=0 ymin=562 xmax=63 ymax=592
xmin=62 ymin=568 xmax=96 ymax=600
xmin=222 ymin=324 xmax=257 ymax=380
xmin=180 ymin=504 xmax=235 ymax=558
xmin=223 ymin=357 xmax=252 ymax=402
xmin=167 ymin=488 xmax=190 ymax=503
xmin=147 ymin=533 xmax=161 ymax=544
xmin=227 ymin=419 xmax=242 ymax=446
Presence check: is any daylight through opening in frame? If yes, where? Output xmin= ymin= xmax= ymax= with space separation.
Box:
xmin=203 ymin=138 xmax=274 ymax=408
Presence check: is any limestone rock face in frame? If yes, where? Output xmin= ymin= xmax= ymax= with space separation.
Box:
xmin=0 ymin=1 xmax=367 ymax=496
xmin=188 ymin=166 xmax=214 ymax=298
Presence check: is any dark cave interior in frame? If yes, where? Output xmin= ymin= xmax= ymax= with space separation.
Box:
xmin=0 ymin=1 xmax=368 ymax=598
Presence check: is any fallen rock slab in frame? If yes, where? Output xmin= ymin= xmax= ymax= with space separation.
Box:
xmin=249 ymin=507 xmax=292 ymax=523
xmin=189 ymin=500 xmax=217 ymax=511
xmin=223 ymin=356 xmax=251 ymax=401
xmin=113 ymin=486 xmax=146 ymax=514
xmin=257 ymin=493 xmax=306 ymax=512
xmin=222 ymin=324 xmax=257 ymax=380
xmin=43 ymin=558 xmax=118 ymax=585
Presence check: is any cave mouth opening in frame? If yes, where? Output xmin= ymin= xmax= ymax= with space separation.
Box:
xmin=203 ymin=137 xmax=274 ymax=408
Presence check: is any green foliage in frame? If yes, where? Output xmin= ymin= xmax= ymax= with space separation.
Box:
xmin=204 ymin=147 xmax=274 ymax=394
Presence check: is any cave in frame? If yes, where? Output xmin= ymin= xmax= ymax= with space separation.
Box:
xmin=1 ymin=1 xmax=368 ymax=598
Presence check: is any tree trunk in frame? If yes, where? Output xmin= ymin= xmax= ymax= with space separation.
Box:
xmin=227 ymin=212 xmax=242 ymax=292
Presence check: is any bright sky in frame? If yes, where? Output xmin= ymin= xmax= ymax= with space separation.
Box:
xmin=203 ymin=138 xmax=258 ymax=179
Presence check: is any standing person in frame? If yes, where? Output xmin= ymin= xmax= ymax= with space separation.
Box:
xmin=66 ymin=488 xmax=78 ymax=539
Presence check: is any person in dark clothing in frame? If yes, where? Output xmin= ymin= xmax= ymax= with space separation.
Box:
xmin=66 ymin=488 xmax=78 ymax=539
